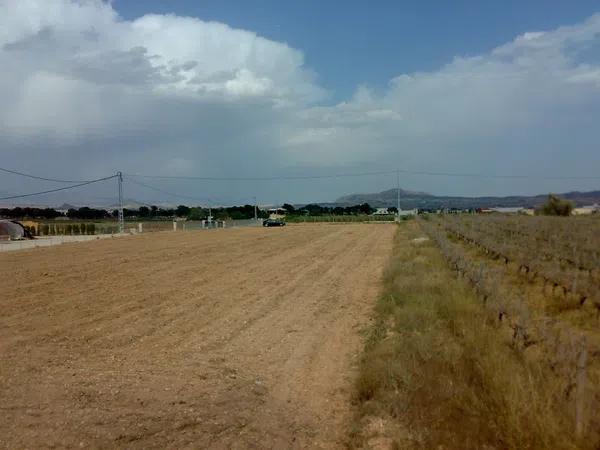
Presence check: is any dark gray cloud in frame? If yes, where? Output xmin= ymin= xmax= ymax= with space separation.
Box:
xmin=1 ymin=1 xmax=599 ymax=207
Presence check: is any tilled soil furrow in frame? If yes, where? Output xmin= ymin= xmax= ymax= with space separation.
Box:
xmin=0 ymin=224 xmax=394 ymax=449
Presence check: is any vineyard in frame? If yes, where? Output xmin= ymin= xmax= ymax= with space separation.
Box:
xmin=419 ymin=214 xmax=600 ymax=445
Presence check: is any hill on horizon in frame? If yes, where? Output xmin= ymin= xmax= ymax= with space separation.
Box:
xmin=335 ymin=188 xmax=600 ymax=209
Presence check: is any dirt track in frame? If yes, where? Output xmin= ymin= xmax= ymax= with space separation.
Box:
xmin=0 ymin=224 xmax=394 ymax=449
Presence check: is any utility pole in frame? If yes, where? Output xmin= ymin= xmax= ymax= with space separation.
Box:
xmin=254 ymin=196 xmax=258 ymax=221
xmin=117 ymin=171 xmax=124 ymax=233
xmin=396 ymin=169 xmax=401 ymax=218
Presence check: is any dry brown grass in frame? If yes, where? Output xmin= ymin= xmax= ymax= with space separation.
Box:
xmin=351 ymin=221 xmax=581 ymax=449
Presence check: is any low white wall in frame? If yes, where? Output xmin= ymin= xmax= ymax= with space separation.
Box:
xmin=0 ymin=234 xmax=124 ymax=252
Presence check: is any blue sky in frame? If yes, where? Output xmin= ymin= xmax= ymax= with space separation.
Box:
xmin=1 ymin=1 xmax=600 ymax=206
xmin=115 ymin=0 xmax=600 ymax=102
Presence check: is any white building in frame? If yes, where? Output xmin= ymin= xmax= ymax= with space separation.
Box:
xmin=268 ymin=208 xmax=287 ymax=219
xmin=572 ymin=204 xmax=599 ymax=215
xmin=490 ymin=207 xmax=525 ymax=214
xmin=373 ymin=208 xmax=390 ymax=215
xmin=397 ymin=208 xmax=418 ymax=217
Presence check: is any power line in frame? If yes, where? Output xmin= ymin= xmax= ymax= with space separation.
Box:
xmin=126 ymin=178 xmax=257 ymax=206
xmin=124 ymin=168 xmax=600 ymax=181
xmin=396 ymin=169 xmax=600 ymax=180
xmin=0 ymin=166 xmax=91 ymax=183
xmin=124 ymin=169 xmax=398 ymax=181
xmin=4 ymin=164 xmax=598 ymax=186
xmin=126 ymin=177 xmax=228 ymax=205
xmin=2 ymin=165 xmax=598 ymax=204
xmin=0 ymin=175 xmax=118 ymax=201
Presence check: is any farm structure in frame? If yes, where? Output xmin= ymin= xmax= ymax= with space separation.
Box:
xmin=0 ymin=220 xmax=28 ymax=240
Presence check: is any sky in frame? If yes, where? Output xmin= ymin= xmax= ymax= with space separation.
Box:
xmin=1 ymin=0 xmax=600 ymax=206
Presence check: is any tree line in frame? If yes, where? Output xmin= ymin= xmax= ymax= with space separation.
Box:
xmin=0 ymin=205 xmax=267 ymax=221
xmin=1 ymin=202 xmax=383 ymax=221
xmin=283 ymin=203 xmax=384 ymax=216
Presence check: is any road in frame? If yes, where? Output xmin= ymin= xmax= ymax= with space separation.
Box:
xmin=0 ymin=224 xmax=394 ymax=449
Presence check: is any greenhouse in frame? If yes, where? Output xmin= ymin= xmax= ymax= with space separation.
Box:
xmin=0 ymin=220 xmax=26 ymax=240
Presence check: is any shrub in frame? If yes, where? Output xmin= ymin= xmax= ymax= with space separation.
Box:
xmin=80 ymin=223 xmax=87 ymax=235
xmin=537 ymin=194 xmax=574 ymax=216
xmin=87 ymin=223 xmax=95 ymax=235
xmin=41 ymin=224 xmax=49 ymax=235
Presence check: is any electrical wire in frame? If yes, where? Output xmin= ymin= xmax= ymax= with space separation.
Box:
xmin=124 ymin=168 xmax=600 ymax=181
xmin=4 ymin=164 xmax=598 ymax=186
xmin=124 ymin=169 xmax=398 ymax=181
xmin=126 ymin=178 xmax=258 ymax=206
xmin=0 ymin=175 xmax=118 ymax=201
xmin=2 ymin=164 xmax=598 ymax=204
xmin=0 ymin=166 xmax=91 ymax=183
xmin=126 ymin=177 xmax=226 ymax=205
xmin=396 ymin=169 xmax=600 ymax=180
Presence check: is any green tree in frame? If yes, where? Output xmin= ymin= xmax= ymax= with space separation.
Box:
xmin=282 ymin=203 xmax=296 ymax=214
xmin=359 ymin=203 xmax=375 ymax=215
xmin=187 ymin=207 xmax=206 ymax=220
xmin=537 ymin=194 xmax=574 ymax=216
xmin=176 ymin=205 xmax=190 ymax=217
xmin=138 ymin=206 xmax=150 ymax=217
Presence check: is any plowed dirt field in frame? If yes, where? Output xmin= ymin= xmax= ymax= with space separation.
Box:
xmin=1 ymin=224 xmax=394 ymax=449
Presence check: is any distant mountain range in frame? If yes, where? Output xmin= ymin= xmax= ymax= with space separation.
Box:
xmin=335 ymin=188 xmax=600 ymax=209
xmin=4 ymin=190 xmax=600 ymax=211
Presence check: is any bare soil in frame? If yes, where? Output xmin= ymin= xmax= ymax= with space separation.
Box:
xmin=0 ymin=224 xmax=394 ymax=449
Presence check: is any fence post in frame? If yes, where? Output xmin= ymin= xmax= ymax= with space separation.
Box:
xmin=575 ymin=339 xmax=588 ymax=439
xmin=138 ymin=223 xmax=143 ymax=233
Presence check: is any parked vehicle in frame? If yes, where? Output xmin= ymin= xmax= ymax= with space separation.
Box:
xmin=263 ymin=218 xmax=286 ymax=227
